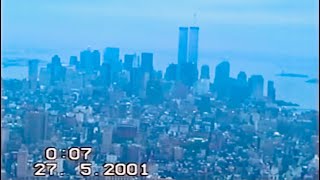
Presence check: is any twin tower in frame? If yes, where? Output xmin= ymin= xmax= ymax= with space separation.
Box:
xmin=177 ymin=26 xmax=199 ymax=66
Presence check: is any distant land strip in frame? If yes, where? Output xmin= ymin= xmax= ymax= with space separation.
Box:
xmin=305 ymin=78 xmax=319 ymax=84
xmin=1 ymin=58 xmax=46 ymax=68
xmin=276 ymin=72 xmax=309 ymax=78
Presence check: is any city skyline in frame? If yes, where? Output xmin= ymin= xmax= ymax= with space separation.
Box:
xmin=1 ymin=29 xmax=318 ymax=109
xmin=1 ymin=1 xmax=319 ymax=179
xmin=1 ymin=39 xmax=318 ymax=178
xmin=21 ymin=41 xmax=285 ymax=107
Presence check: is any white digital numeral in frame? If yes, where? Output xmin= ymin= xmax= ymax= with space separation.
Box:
xmin=80 ymin=163 xmax=92 ymax=176
xmin=34 ymin=163 xmax=46 ymax=176
xmin=140 ymin=163 xmax=148 ymax=176
xmin=115 ymin=163 xmax=126 ymax=176
xmin=68 ymin=147 xmax=81 ymax=160
xmin=46 ymin=163 xmax=57 ymax=176
xmin=80 ymin=147 xmax=92 ymax=160
xmin=127 ymin=163 xmax=138 ymax=176
xmin=45 ymin=147 xmax=57 ymax=160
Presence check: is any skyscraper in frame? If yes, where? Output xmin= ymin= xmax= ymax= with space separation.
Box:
xmin=80 ymin=48 xmax=100 ymax=73
xmin=229 ymin=71 xmax=250 ymax=103
xmin=180 ymin=62 xmax=198 ymax=87
xmin=177 ymin=27 xmax=188 ymax=66
xmin=200 ymin=64 xmax=210 ymax=79
xmin=164 ymin=63 xmax=178 ymax=81
xmin=1 ymin=126 xmax=9 ymax=153
xmin=132 ymin=55 xmax=140 ymax=68
xmin=124 ymin=54 xmax=136 ymax=71
xmin=92 ymin=50 xmax=101 ymax=71
xmin=39 ymin=67 xmax=50 ymax=86
xmin=24 ymin=111 xmax=48 ymax=144
xmin=213 ymin=61 xmax=230 ymax=98
xmin=237 ymin=71 xmax=247 ymax=84
xmin=65 ymin=67 xmax=81 ymax=90
xmin=16 ymin=146 xmax=28 ymax=178
xmin=101 ymin=125 xmax=113 ymax=153
xmin=79 ymin=49 xmax=101 ymax=72
xmin=104 ymin=47 xmax=121 ymax=82
xmin=50 ymin=55 xmax=65 ymax=84
xmin=141 ymin=52 xmax=154 ymax=74
xmin=188 ymin=27 xmax=199 ymax=65
xmin=99 ymin=63 xmax=111 ymax=87
xmin=103 ymin=47 xmax=120 ymax=64
xmin=227 ymin=73 xmax=250 ymax=104
xmin=267 ymin=80 xmax=276 ymax=102
xmin=248 ymin=75 xmax=264 ymax=100
xmin=69 ymin=56 xmax=78 ymax=67
xmin=80 ymin=48 xmax=92 ymax=71
xmin=51 ymin=54 xmax=61 ymax=66
xmin=130 ymin=67 xmax=144 ymax=96
xmin=28 ymin=59 xmax=38 ymax=90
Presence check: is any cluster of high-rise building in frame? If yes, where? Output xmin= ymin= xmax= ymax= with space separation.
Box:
xmin=26 ymin=26 xmax=276 ymax=104
xmin=1 ymin=27 xmax=318 ymax=179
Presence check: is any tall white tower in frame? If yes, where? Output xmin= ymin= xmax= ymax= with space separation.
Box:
xmin=177 ymin=27 xmax=189 ymax=66
xmin=188 ymin=27 xmax=199 ymax=65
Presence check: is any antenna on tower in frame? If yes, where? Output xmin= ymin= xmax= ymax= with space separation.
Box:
xmin=193 ymin=12 xmax=197 ymax=25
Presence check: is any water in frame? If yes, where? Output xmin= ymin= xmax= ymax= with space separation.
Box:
xmin=1 ymin=50 xmax=318 ymax=110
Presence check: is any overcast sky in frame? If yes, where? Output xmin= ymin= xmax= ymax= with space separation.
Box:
xmin=2 ymin=0 xmax=319 ymax=59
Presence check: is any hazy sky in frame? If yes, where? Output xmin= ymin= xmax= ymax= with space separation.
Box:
xmin=2 ymin=0 xmax=319 ymax=59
